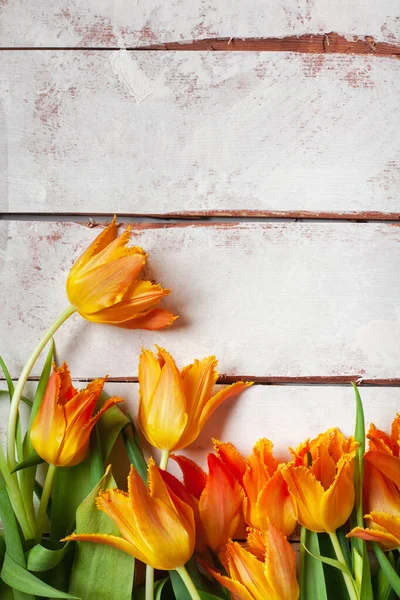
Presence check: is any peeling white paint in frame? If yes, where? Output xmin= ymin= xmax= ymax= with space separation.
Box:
xmin=110 ymin=50 xmax=153 ymax=102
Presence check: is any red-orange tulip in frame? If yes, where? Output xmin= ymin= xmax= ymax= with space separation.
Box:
xmin=282 ymin=428 xmax=358 ymax=532
xmin=30 ymin=363 xmax=122 ymax=467
xmin=63 ymin=460 xmax=195 ymax=570
xmin=206 ymin=522 xmax=299 ymax=600
xmin=67 ymin=217 xmax=176 ymax=330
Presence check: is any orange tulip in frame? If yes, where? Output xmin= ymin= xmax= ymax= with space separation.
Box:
xmin=63 ymin=459 xmax=195 ymax=570
xmin=282 ymin=428 xmax=358 ymax=532
xmin=173 ymin=453 xmax=244 ymax=553
xmin=30 ymin=363 xmax=122 ymax=467
xmin=66 ymin=217 xmax=176 ymax=330
xmin=206 ymin=522 xmax=299 ymax=600
xmin=347 ymin=416 xmax=400 ymax=550
xmin=241 ymin=439 xmax=297 ymax=537
xmin=138 ymin=347 xmax=252 ymax=452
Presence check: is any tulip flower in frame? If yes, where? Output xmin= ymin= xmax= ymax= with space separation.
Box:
xmin=66 ymin=216 xmax=176 ymax=330
xmin=282 ymin=428 xmax=358 ymax=533
xmin=31 ymin=363 xmax=122 ymax=467
xmin=138 ymin=347 xmax=252 ymax=458
xmin=206 ymin=522 xmax=299 ymax=600
xmin=173 ymin=453 xmax=244 ymax=553
xmin=63 ymin=459 xmax=195 ymax=570
xmin=347 ymin=417 xmax=400 ymax=550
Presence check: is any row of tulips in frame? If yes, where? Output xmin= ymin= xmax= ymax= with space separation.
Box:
xmin=0 ymin=218 xmax=399 ymax=599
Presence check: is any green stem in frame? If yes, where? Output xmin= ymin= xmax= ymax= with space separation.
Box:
xmin=159 ymin=450 xmax=170 ymax=471
xmin=7 ymin=305 xmax=76 ymax=470
xmin=299 ymin=527 xmax=308 ymax=599
xmin=329 ymin=531 xmax=359 ymax=600
xmin=0 ymin=440 xmax=34 ymax=539
xmin=145 ymin=564 xmax=154 ymax=600
xmin=176 ymin=566 xmax=202 ymax=600
xmin=35 ymin=463 xmax=56 ymax=541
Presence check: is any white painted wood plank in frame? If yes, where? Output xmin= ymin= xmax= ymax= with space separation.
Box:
xmin=1 ymin=220 xmax=400 ymax=379
xmin=0 ymin=1 xmax=399 ymax=47
xmin=1 ymin=51 xmax=400 ymax=216
xmin=1 ymin=382 xmax=399 ymax=468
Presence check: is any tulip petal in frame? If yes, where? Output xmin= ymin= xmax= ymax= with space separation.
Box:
xmin=181 ymin=355 xmax=219 ymax=422
xmin=113 ymin=308 xmax=177 ymax=330
xmin=391 ymin=415 xmax=400 ymax=455
xmin=138 ymin=348 xmax=188 ymax=451
xmin=147 ymin=460 xmax=194 ymax=529
xmin=246 ymin=528 xmax=267 ymax=561
xmin=138 ymin=349 xmax=162 ymax=414
xmin=199 ymin=455 xmax=243 ymax=553
xmin=61 ymin=533 xmax=140 ymax=560
xmin=157 ymin=467 xmax=196 ymax=511
xmin=224 ymin=541 xmax=270 ymax=600
xmin=264 ymin=521 xmax=299 ymax=600
xmin=243 ymin=439 xmax=279 ymax=505
xmin=282 ymin=466 xmax=325 ymax=532
xmin=56 ymin=363 xmax=77 ymax=403
xmin=249 ymin=471 xmax=296 ymax=537
xmin=213 ymin=439 xmax=246 ymax=483
xmin=68 ymin=217 xmax=117 ymax=280
xmin=205 ymin=565 xmax=255 ymax=600
xmin=320 ymin=455 xmax=355 ymax=532
xmin=367 ymin=423 xmax=394 ymax=454
xmin=347 ymin=526 xmax=400 ymax=551
xmin=81 ymin=226 xmax=145 ymax=274
xmin=365 ymin=451 xmax=400 ymax=489
xmin=364 ymin=461 xmax=400 ymax=516
xmin=367 ymin=512 xmax=400 ymax=540
xmin=171 ymin=454 xmax=207 ymax=500
xmin=310 ymin=444 xmax=336 ymax=490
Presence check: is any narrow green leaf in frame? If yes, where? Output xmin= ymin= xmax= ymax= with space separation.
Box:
xmin=300 ymin=530 xmax=328 ymax=600
xmin=0 ymin=356 xmax=23 ymax=463
xmin=96 ymin=395 xmax=129 ymax=460
xmin=135 ymin=578 xmax=170 ymax=600
xmin=0 ymin=391 xmax=33 ymax=408
xmin=68 ymin=468 xmax=134 ymax=600
xmin=317 ymin=533 xmax=350 ymax=599
xmin=90 ymin=425 xmax=104 ymax=488
xmin=304 ymin=544 xmax=353 ymax=577
xmin=373 ymin=552 xmax=397 ymax=600
xmin=198 ymin=593 xmax=225 ymax=600
xmin=169 ymin=570 xmax=192 ymax=600
xmin=121 ymin=426 xmax=148 ymax=484
xmin=1 ymin=553 xmax=80 ymax=599
xmin=373 ymin=544 xmax=400 ymax=597
xmin=0 ymin=580 xmax=15 ymax=599
xmin=11 ymin=453 xmax=44 ymax=474
xmin=27 ymin=542 xmax=71 ymax=572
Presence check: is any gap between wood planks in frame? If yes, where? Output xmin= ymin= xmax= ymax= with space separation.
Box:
xmin=0 ymin=33 xmax=399 ymax=56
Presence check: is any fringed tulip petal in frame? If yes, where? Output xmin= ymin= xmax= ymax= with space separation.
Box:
xmin=171 ymin=455 xmax=207 ymax=500
xmin=62 ymin=533 xmax=142 ymax=560
xmin=199 ymin=455 xmax=243 ymax=553
xmin=363 ymin=461 xmax=400 ymax=516
xmin=347 ymin=527 xmax=400 ymax=551
xmin=225 ymin=542 xmax=270 ymax=600
xmin=320 ymin=456 xmax=355 ymax=532
xmin=282 ymin=466 xmax=325 ymax=532
xmin=250 ymin=471 xmax=296 ymax=537
xmin=213 ymin=439 xmax=246 ymax=483
xmin=68 ymin=217 xmax=117 ymax=280
xmin=366 ymin=512 xmax=400 ymax=540
xmin=264 ymin=521 xmax=299 ymax=600
xmin=113 ymin=308 xmax=177 ymax=330
xmin=206 ymin=567 xmax=255 ymax=600
xmin=364 ymin=451 xmax=400 ymax=489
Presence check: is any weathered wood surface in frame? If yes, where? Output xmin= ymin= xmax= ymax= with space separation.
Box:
xmin=1 ymin=52 xmax=400 ymax=217
xmin=0 ymin=1 xmax=399 ymax=47
xmin=1 ymin=220 xmax=400 ymax=380
xmin=1 ymin=382 xmax=399 ymax=468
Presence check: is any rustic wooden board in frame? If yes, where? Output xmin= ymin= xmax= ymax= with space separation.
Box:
xmin=1 ymin=52 xmax=400 ymax=217
xmin=1 ymin=220 xmax=400 ymax=380
xmin=0 ymin=1 xmax=399 ymax=47
xmin=1 ymin=382 xmax=399 ymax=468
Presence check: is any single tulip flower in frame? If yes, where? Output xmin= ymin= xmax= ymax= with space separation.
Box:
xmin=173 ymin=453 xmax=244 ymax=553
xmin=30 ymin=363 xmax=122 ymax=467
xmin=282 ymin=428 xmax=358 ymax=532
xmin=63 ymin=459 xmax=195 ymax=570
xmin=138 ymin=347 xmax=252 ymax=455
xmin=206 ymin=522 xmax=299 ymax=600
xmin=66 ymin=216 xmax=176 ymax=330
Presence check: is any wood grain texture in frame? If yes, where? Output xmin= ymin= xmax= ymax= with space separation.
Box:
xmin=1 ymin=220 xmax=400 ymax=380
xmin=1 ymin=382 xmax=399 ymax=468
xmin=0 ymin=1 xmax=399 ymax=47
xmin=1 ymin=51 xmax=400 ymax=216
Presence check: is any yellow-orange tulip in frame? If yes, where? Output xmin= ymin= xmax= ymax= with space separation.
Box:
xmin=30 ymin=363 xmax=122 ymax=467
xmin=63 ymin=459 xmax=195 ymax=570
xmin=347 ymin=416 xmax=400 ymax=550
xmin=282 ymin=428 xmax=358 ymax=532
xmin=138 ymin=347 xmax=252 ymax=452
xmin=173 ymin=453 xmax=244 ymax=553
xmin=206 ymin=522 xmax=299 ymax=600
xmin=66 ymin=217 xmax=176 ymax=330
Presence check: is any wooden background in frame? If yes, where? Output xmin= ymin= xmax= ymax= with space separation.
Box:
xmin=1 ymin=3 xmax=400 ymax=477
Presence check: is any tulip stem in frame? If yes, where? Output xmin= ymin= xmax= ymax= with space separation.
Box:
xmin=329 ymin=532 xmax=359 ymax=600
xmin=145 ymin=565 xmax=154 ymax=600
xmin=7 ymin=305 xmax=76 ymax=471
xmin=159 ymin=450 xmax=170 ymax=471
xmin=176 ymin=566 xmax=202 ymax=600
xmin=0 ymin=443 xmax=34 ymax=539
xmin=35 ymin=463 xmax=57 ymax=542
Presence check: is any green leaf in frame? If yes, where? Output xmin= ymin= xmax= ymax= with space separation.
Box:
xmin=90 ymin=425 xmax=104 ymax=488
xmin=121 ymin=424 xmax=148 ymax=484
xmin=300 ymin=529 xmax=328 ymax=600
xmin=28 ymin=339 xmax=54 ymax=431
xmin=0 ymin=356 xmax=23 ymax=464
xmin=304 ymin=544 xmax=353 ymax=577
xmin=373 ymin=552 xmax=399 ymax=600
xmin=198 ymin=593 xmax=225 ymax=600
xmin=317 ymin=533 xmax=350 ymax=599
xmin=1 ymin=553 xmax=80 ymax=599
xmin=68 ymin=467 xmax=134 ymax=600
xmin=27 ymin=542 xmax=71 ymax=572
xmin=373 ymin=543 xmax=400 ymax=597
xmin=0 ymin=391 xmax=33 ymax=407
xmin=169 ymin=570 xmax=192 ymax=600
xmin=11 ymin=453 xmax=44 ymax=473
xmin=96 ymin=395 xmax=129 ymax=460
xmin=135 ymin=578 xmax=170 ymax=600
